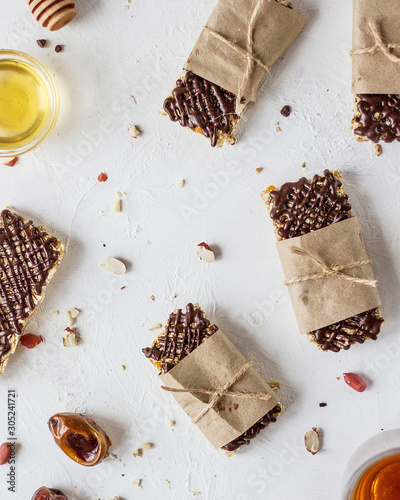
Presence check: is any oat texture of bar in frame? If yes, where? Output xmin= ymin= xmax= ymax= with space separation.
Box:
xmin=162 ymin=0 xmax=294 ymax=147
xmin=143 ymin=303 xmax=282 ymax=452
xmin=0 ymin=208 xmax=64 ymax=374
xmin=262 ymin=170 xmax=384 ymax=352
xmin=352 ymin=94 xmax=400 ymax=143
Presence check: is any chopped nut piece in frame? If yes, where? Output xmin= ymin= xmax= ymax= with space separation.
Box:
xmin=276 ymin=126 xmax=282 ymax=132
xmin=66 ymin=308 xmax=79 ymax=326
xmin=176 ymin=179 xmax=185 ymax=189
xmin=69 ymin=308 xmax=79 ymax=319
xmin=142 ymin=442 xmax=153 ymax=450
xmin=301 ymin=162 xmax=306 ymax=168
xmin=168 ymin=420 xmax=176 ymax=427
xmin=255 ymin=167 xmax=263 ymax=174
xmin=374 ymin=144 xmax=382 ymax=157
xmin=197 ymin=242 xmax=216 ymax=263
xmin=304 ymin=428 xmax=320 ymax=455
xmin=149 ymin=324 xmax=162 ymax=331
xmin=132 ymin=479 xmax=142 ymax=488
xmin=121 ymin=365 xmax=126 ymax=371
xmin=52 ymin=311 xmax=59 ymax=316
xmin=133 ymin=448 xmax=143 ymax=457
xmin=63 ymin=327 xmax=78 ymax=347
xmin=101 ymin=257 xmax=126 ymax=275
xmin=114 ymin=199 xmax=122 ymax=212
xmin=150 ymin=295 xmax=155 ymax=301
xmin=128 ymin=125 xmax=141 ymax=138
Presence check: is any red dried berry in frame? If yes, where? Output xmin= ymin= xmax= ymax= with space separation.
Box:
xmin=343 ymin=372 xmax=367 ymax=392
xmin=20 ymin=334 xmax=44 ymax=349
xmin=98 ymin=172 xmax=108 ymax=182
xmin=3 ymin=157 xmax=18 ymax=167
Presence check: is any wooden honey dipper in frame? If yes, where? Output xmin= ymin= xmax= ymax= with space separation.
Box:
xmin=27 ymin=0 xmax=76 ymax=31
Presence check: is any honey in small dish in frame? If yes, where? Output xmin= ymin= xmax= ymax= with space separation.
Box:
xmin=0 ymin=58 xmax=49 ymax=149
xmin=351 ymin=453 xmax=400 ymax=500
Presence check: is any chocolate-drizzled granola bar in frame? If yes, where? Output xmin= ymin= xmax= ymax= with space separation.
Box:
xmin=143 ymin=303 xmax=282 ymax=452
xmin=0 ymin=208 xmax=64 ymax=374
xmin=352 ymin=94 xmax=400 ymax=143
xmin=162 ymin=0 xmax=293 ymax=147
xmin=262 ymin=170 xmax=383 ymax=352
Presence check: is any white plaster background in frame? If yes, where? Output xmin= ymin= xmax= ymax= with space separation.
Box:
xmin=1 ymin=0 xmax=400 ymax=499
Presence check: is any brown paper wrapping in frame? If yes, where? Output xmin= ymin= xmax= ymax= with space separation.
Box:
xmin=160 ymin=329 xmax=279 ymax=448
xmin=184 ymin=0 xmax=306 ymax=102
xmin=352 ymin=0 xmax=400 ymax=93
xmin=276 ymin=217 xmax=381 ymax=334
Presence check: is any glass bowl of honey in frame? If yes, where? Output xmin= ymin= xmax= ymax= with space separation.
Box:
xmin=342 ymin=430 xmax=400 ymax=500
xmin=0 ymin=50 xmax=59 ymax=157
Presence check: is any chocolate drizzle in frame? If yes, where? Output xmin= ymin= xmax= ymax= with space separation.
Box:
xmin=163 ymin=72 xmax=238 ymax=147
xmin=143 ymin=303 xmax=282 ymax=450
xmin=0 ymin=209 xmax=60 ymax=356
xmin=268 ymin=170 xmax=383 ymax=352
xmin=269 ymin=170 xmax=352 ymax=240
xmin=222 ymin=405 xmax=282 ymax=452
xmin=142 ymin=303 xmax=217 ymax=373
xmin=354 ymin=94 xmax=400 ymax=143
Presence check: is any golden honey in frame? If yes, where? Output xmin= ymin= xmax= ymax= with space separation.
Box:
xmin=351 ymin=453 xmax=400 ymax=500
xmin=0 ymin=58 xmax=49 ymax=150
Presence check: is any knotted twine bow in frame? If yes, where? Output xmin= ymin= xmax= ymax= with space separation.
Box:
xmin=162 ymin=360 xmax=272 ymax=423
xmin=351 ymin=21 xmax=400 ymax=63
xmin=284 ymin=246 xmax=378 ymax=288
xmin=204 ymin=0 xmax=269 ymax=115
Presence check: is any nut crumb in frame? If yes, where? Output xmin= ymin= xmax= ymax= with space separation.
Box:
xmin=150 ymin=295 xmax=155 ymax=301
xmin=301 ymin=162 xmax=306 ymax=168
xmin=168 ymin=420 xmax=176 ymax=427
xmin=149 ymin=324 xmax=162 ymax=331
xmin=52 ymin=311 xmax=59 ymax=316
xmin=133 ymin=448 xmax=143 ymax=458
xmin=374 ymin=144 xmax=382 ymax=157
xmin=177 ymin=179 xmax=185 ymax=189
xmin=114 ymin=198 xmax=122 ymax=212
xmin=165 ymin=480 xmax=170 ymax=485
xmin=63 ymin=327 xmax=78 ymax=347
xmin=142 ymin=442 xmax=153 ymax=450
xmin=255 ymin=167 xmax=263 ymax=174
xmin=132 ymin=479 xmax=142 ymax=488
xmin=121 ymin=365 xmax=126 ymax=371
xmin=128 ymin=125 xmax=141 ymax=138
xmin=276 ymin=126 xmax=282 ymax=132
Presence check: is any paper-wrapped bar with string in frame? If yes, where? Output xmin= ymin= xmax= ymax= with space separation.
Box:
xmin=262 ymin=170 xmax=384 ymax=352
xmin=162 ymin=0 xmax=306 ymax=147
xmin=143 ymin=303 xmax=283 ymax=452
xmin=351 ymin=0 xmax=400 ymax=143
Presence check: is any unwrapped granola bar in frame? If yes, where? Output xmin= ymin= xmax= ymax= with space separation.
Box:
xmin=0 ymin=208 xmax=64 ymax=374
xmin=262 ymin=170 xmax=383 ymax=352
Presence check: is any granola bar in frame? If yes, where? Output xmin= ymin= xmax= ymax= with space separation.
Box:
xmin=262 ymin=170 xmax=384 ymax=352
xmin=143 ymin=303 xmax=282 ymax=452
xmin=352 ymin=94 xmax=400 ymax=143
xmin=162 ymin=0 xmax=296 ymax=147
xmin=0 ymin=208 xmax=64 ymax=374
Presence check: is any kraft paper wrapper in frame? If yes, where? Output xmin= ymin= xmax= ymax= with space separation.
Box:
xmin=352 ymin=0 xmax=400 ymax=93
xmin=276 ymin=217 xmax=381 ymax=334
xmin=160 ymin=329 xmax=279 ymax=449
xmin=184 ymin=0 xmax=306 ymax=102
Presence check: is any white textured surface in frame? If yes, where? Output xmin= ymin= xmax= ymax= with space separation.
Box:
xmin=1 ymin=1 xmax=400 ymax=499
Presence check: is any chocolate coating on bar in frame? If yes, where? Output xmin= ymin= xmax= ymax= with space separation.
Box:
xmin=0 ymin=210 xmax=60 ymax=356
xmin=142 ymin=303 xmax=218 ymax=373
xmin=143 ymin=303 xmax=281 ymax=450
xmin=268 ymin=170 xmax=352 ymax=240
xmin=268 ymin=170 xmax=383 ymax=352
xmin=222 ymin=405 xmax=282 ymax=452
xmin=354 ymin=94 xmax=400 ymax=143
xmin=163 ymin=72 xmax=238 ymax=147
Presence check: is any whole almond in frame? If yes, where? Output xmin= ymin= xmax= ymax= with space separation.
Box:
xmin=0 ymin=442 xmax=11 ymax=465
